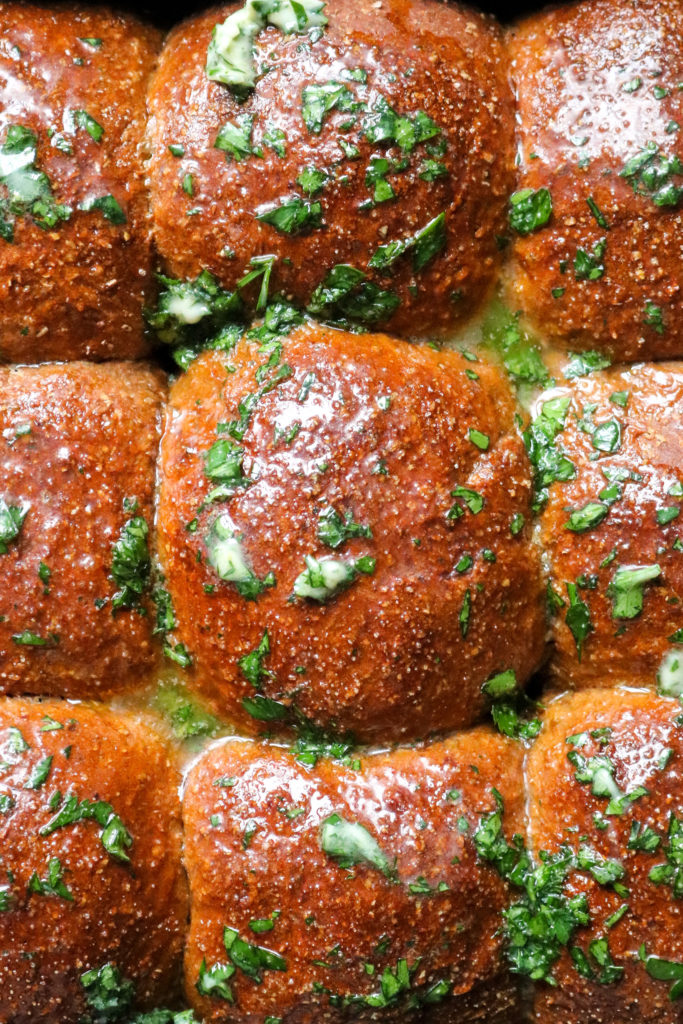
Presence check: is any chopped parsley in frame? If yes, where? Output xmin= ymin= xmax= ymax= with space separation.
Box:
xmin=447 ymin=485 xmax=484 ymax=520
xmin=223 ymin=925 xmax=287 ymax=981
xmin=361 ymin=96 xmax=440 ymax=154
xmin=657 ymin=506 xmax=680 ymax=525
xmin=508 ymin=187 xmax=553 ymax=235
xmin=592 ymin=419 xmax=622 ymax=454
xmin=586 ymin=196 xmax=608 ymax=229
xmin=302 ymin=82 xmax=356 ymax=134
xmin=564 ymin=501 xmax=609 ymax=533
xmin=290 ymin=722 xmax=356 ymax=768
xmin=574 ymin=238 xmax=606 ymax=281
xmin=24 ymin=754 xmax=52 ymax=790
xmin=368 ymin=212 xmax=447 ymax=274
xmin=459 ymin=588 xmax=471 ymax=637
xmin=570 ymin=936 xmax=623 ymax=985
xmin=523 ymin=396 xmax=576 ymax=511
xmin=215 ymin=115 xmax=255 ymax=161
xmin=419 ymin=158 xmax=447 ymax=181
xmin=467 ymin=428 xmax=489 ymax=451
xmin=317 ymin=506 xmax=372 ymax=548
xmin=238 ymin=630 xmax=272 ymax=688
xmin=264 ymin=124 xmax=287 ymax=157
xmin=110 ymin=511 xmax=151 ymax=612
xmin=256 ymin=195 xmax=323 ymax=235
xmin=308 ymin=263 xmax=400 ymax=326
xmin=563 ymin=350 xmax=611 ymax=379
xmin=238 ymin=254 xmax=278 ymax=311
xmin=644 ymin=299 xmax=666 ymax=334
xmin=0 ymin=499 xmax=27 ymax=553
xmin=567 ymin=744 xmax=647 ymax=816
xmin=565 ymin=582 xmax=593 ymax=660
xmin=28 ymin=856 xmax=73 ymax=901
xmin=11 ymin=629 xmax=56 ymax=647
xmin=607 ymin=564 xmax=661 ymax=619
xmin=482 ymin=670 xmax=541 ymax=741
xmin=81 ymin=963 xmax=135 ymax=1021
xmin=146 ymin=269 xmax=244 ymax=361
xmin=242 ymin=693 xmax=288 ymax=721
xmin=641 ymin=949 xmax=683 ymax=1000
xmin=365 ymin=155 xmax=396 ymax=204
xmin=620 ymin=142 xmax=683 ymax=207
xmin=648 ymin=813 xmax=683 ymax=898
xmin=576 ymin=844 xmax=625 ymax=891
xmin=510 ymin=513 xmax=525 ymax=536
xmin=79 ymin=194 xmax=126 ymax=224
xmin=480 ymin=301 xmax=550 ymax=388
xmin=197 ymin=958 xmax=235 ymax=1002
xmin=70 ymin=109 xmax=104 ymax=143
xmin=203 ymin=438 xmax=252 ymax=502
xmin=40 ymin=793 xmax=133 ymax=863
xmin=152 ymin=587 xmax=193 ymax=669
xmin=474 ymin=793 xmax=589 ymax=983
xmin=627 ymin=820 xmax=661 ymax=852
xmin=297 ymin=166 xmax=327 ymax=195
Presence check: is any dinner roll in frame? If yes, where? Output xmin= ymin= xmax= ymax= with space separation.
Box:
xmin=0 ymin=4 xmax=160 ymax=361
xmin=147 ymin=0 xmax=514 ymax=339
xmin=532 ymin=364 xmax=683 ymax=690
xmin=182 ymin=728 xmax=524 ymax=1022
xmin=0 ymin=698 xmax=187 ymax=1023
xmin=0 ymin=362 xmax=165 ymax=697
xmin=157 ymin=322 xmax=545 ymax=741
xmin=507 ymin=0 xmax=683 ymax=361
xmin=526 ymin=688 xmax=683 ymax=1023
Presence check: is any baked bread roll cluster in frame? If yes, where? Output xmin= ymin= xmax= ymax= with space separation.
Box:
xmin=0 ymin=0 xmax=681 ymax=1022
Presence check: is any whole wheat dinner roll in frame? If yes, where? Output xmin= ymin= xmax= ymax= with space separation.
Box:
xmin=531 ymin=363 xmax=683 ymax=690
xmin=0 ymin=698 xmax=187 ymax=1024
xmin=0 ymin=361 xmax=166 ymax=697
xmin=182 ymin=727 xmax=524 ymax=1023
xmin=507 ymin=0 xmax=683 ymax=361
xmin=147 ymin=0 xmax=514 ymax=339
xmin=157 ymin=322 xmax=545 ymax=741
xmin=526 ymin=688 xmax=683 ymax=1024
xmin=0 ymin=4 xmax=160 ymax=361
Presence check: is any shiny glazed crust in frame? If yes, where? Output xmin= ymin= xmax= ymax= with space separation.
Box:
xmin=147 ymin=0 xmax=515 ymax=339
xmin=0 ymin=0 xmax=678 ymax=1020
xmin=0 ymin=4 xmax=160 ymax=361
xmin=527 ymin=689 xmax=683 ymax=1023
xmin=0 ymin=698 xmax=187 ymax=1023
xmin=0 ymin=361 xmax=166 ymax=697
xmin=507 ymin=0 xmax=683 ymax=360
xmin=157 ymin=322 xmax=545 ymax=741
xmin=538 ymin=364 xmax=683 ymax=689
xmin=182 ymin=729 xmax=525 ymax=1022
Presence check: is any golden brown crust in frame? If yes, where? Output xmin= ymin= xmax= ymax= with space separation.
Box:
xmin=0 ymin=361 xmax=166 ymax=697
xmin=0 ymin=3 xmax=160 ymax=361
xmin=527 ymin=688 xmax=683 ymax=1024
xmin=182 ymin=728 xmax=524 ymax=1023
xmin=0 ymin=698 xmax=187 ymax=1024
xmin=506 ymin=0 xmax=683 ymax=360
xmin=537 ymin=364 xmax=683 ymax=690
xmin=147 ymin=0 xmax=514 ymax=339
xmin=157 ymin=323 xmax=545 ymax=741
